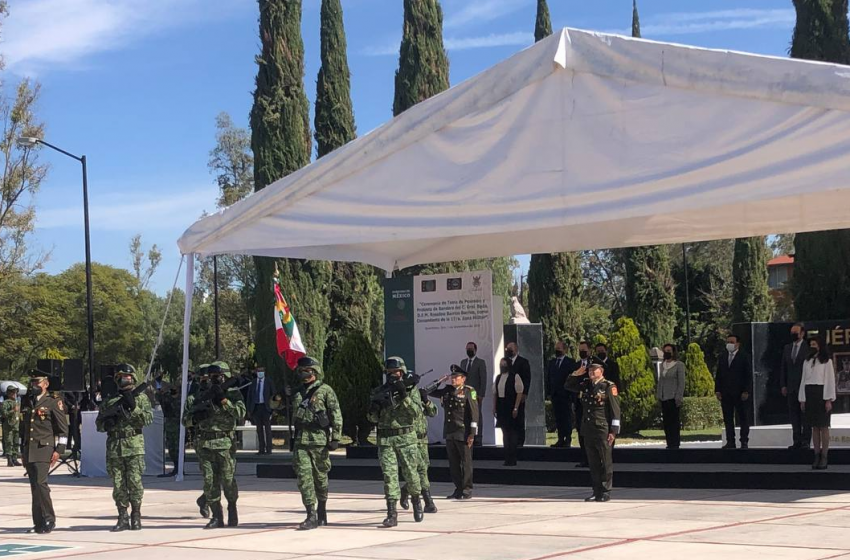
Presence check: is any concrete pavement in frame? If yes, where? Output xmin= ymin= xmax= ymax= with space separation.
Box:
xmin=1 ymin=462 xmax=850 ymax=559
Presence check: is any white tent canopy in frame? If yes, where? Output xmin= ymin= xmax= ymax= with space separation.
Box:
xmin=179 ymin=27 xmax=850 ymax=272
xmin=174 ymin=28 xmax=850 ymax=479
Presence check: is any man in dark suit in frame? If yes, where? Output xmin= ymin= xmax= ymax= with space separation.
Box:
xmin=21 ymin=374 xmax=68 ymax=534
xmin=247 ymin=367 xmax=276 ymax=455
xmin=547 ymin=340 xmax=576 ymax=447
xmin=593 ymin=343 xmax=620 ymax=390
xmin=715 ymin=334 xmax=753 ymax=449
xmin=505 ymin=342 xmax=530 ymax=447
xmin=461 ymin=342 xmax=488 ymax=446
xmin=780 ymin=323 xmax=810 ymax=449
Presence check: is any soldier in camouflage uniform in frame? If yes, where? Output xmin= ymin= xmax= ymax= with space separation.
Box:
xmin=96 ymin=364 xmax=154 ymax=532
xmin=2 ymin=386 xmax=21 ymax=467
xmin=158 ymin=382 xmax=181 ymax=477
xmin=183 ymin=361 xmax=246 ymax=529
xmin=400 ymin=373 xmax=438 ymax=514
xmin=367 ymin=357 xmax=424 ymax=527
xmin=292 ymin=356 xmax=343 ymax=530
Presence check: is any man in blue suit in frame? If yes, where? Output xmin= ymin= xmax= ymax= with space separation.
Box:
xmin=247 ymin=367 xmax=276 ymax=455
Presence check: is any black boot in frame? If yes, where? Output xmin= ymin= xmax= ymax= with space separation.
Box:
xmin=411 ymin=495 xmax=424 ymax=523
xmin=227 ymin=502 xmax=239 ymax=527
xmin=111 ymin=507 xmax=130 ymax=532
xmin=130 ymin=504 xmax=142 ymax=531
xmin=317 ymin=501 xmax=327 ymax=526
xmin=399 ymin=485 xmax=410 ymax=510
xmin=5 ymin=457 xmax=11 ymax=467
xmin=299 ymin=505 xmax=318 ymax=530
xmin=205 ymin=503 xmax=224 ymax=529
xmin=11 ymin=458 xmax=21 ymax=467
xmin=422 ymin=490 xmax=437 ymax=514
xmin=381 ymin=500 xmax=398 ymax=528
xmin=197 ymin=495 xmax=210 ymax=518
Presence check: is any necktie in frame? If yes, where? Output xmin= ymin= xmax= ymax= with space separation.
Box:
xmin=557 ymin=357 xmax=562 ymax=369
xmin=728 ymin=353 xmax=734 ymax=367
xmin=792 ymin=343 xmax=798 ymax=362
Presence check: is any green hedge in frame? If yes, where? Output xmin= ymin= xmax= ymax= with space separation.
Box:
xmin=680 ymin=396 xmax=722 ymax=430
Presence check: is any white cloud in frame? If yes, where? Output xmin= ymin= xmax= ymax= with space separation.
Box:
xmin=445 ymin=31 xmax=531 ymax=51
xmin=37 ymin=186 xmax=218 ymax=232
xmin=640 ymin=8 xmax=795 ymax=37
xmin=443 ymin=0 xmax=527 ymax=29
xmin=2 ymin=0 xmax=248 ymax=74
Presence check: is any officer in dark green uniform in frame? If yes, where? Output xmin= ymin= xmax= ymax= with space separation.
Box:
xmin=20 ymin=373 xmax=69 ymax=534
xmin=427 ymin=365 xmax=479 ymax=500
xmin=565 ymin=363 xmax=620 ymax=502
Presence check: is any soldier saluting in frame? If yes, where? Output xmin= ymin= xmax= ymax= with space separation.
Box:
xmin=565 ymin=362 xmax=620 ymax=502
xmin=20 ymin=372 xmax=68 ymax=534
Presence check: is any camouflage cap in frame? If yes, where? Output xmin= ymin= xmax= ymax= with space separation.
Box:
xmin=385 ymin=356 xmax=407 ymax=374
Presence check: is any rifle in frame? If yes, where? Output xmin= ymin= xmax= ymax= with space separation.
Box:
xmin=190 ymin=377 xmax=241 ymax=422
xmin=285 ymin=385 xmax=294 ymax=451
xmin=98 ymin=382 xmax=149 ymax=425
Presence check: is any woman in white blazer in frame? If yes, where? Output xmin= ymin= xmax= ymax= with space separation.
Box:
xmin=799 ymin=335 xmax=836 ymax=470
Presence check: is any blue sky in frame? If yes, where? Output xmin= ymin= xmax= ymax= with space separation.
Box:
xmin=6 ymin=0 xmax=798 ymax=293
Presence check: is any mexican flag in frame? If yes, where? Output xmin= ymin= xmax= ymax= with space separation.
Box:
xmin=274 ymin=273 xmax=306 ymax=369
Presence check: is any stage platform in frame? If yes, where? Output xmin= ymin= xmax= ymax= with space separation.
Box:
xmin=255 ymin=444 xmax=850 ymax=491
xmin=723 ymin=412 xmax=850 ymax=447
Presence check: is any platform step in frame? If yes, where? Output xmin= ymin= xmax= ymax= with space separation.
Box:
xmin=258 ymin=458 xmax=850 ymax=490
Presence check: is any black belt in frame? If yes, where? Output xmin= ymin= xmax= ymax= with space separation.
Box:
xmin=114 ymin=429 xmax=143 ymax=439
xmin=200 ymin=431 xmax=233 ymax=439
xmin=377 ymin=426 xmax=413 ymax=437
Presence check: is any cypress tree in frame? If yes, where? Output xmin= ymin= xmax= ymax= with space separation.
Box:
xmin=610 ymin=317 xmax=656 ymax=433
xmin=731 ymin=237 xmax=773 ymax=323
xmin=313 ymin=0 xmax=384 ymax=361
xmin=527 ymin=253 xmax=583 ymax=357
xmin=250 ymin=0 xmax=331 ymax=378
xmin=393 ymin=0 xmax=450 ymax=117
xmin=534 ymin=0 xmax=552 ymax=43
xmin=790 ymin=1 xmax=850 ymax=320
xmin=632 ymin=0 xmax=641 ymax=38
xmin=624 ymin=246 xmax=677 ymax=348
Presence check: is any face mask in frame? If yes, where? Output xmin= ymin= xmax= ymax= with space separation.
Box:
xmin=466 ymin=349 xmax=475 ymax=358
xmin=726 ymin=343 xmax=736 ymax=353
xmin=117 ymin=376 xmax=134 ymax=389
xmin=663 ymin=351 xmax=673 ymax=360
xmin=554 ymin=350 xmax=564 ymax=357
xmin=597 ymin=352 xmax=608 ymax=361
xmin=809 ymin=347 xmax=818 ymax=357
xmin=579 ymin=350 xmax=589 ymax=360
xmin=257 ymin=371 xmax=265 ymax=380
xmin=505 ymin=348 xmax=515 ymax=358
xmin=211 ymin=376 xmax=224 ymax=386
xmin=299 ymin=370 xmax=315 ymax=383
xmin=792 ymin=332 xmax=801 ymax=341
xmin=199 ymin=380 xmax=210 ymax=390
xmin=29 ymin=385 xmax=43 ymax=398
xmin=500 ymin=366 xmax=509 ymax=374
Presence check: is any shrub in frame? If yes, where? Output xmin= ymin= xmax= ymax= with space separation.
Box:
xmin=681 ymin=396 xmax=722 ymax=430
xmin=684 ymin=343 xmax=715 ymax=397
xmin=324 ymin=331 xmax=383 ymax=444
xmin=610 ymin=317 xmax=656 ymax=434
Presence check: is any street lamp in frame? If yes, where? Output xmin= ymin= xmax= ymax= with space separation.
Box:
xmin=17 ymin=136 xmax=96 ymax=403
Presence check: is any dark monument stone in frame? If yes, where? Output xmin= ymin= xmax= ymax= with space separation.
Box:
xmin=503 ymin=323 xmax=545 ymax=446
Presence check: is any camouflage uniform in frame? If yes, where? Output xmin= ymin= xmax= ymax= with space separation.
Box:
xmin=368 ymin=357 xmax=424 ymax=527
xmin=2 ymin=390 xmax=21 ymax=466
xmin=400 ymin=384 xmax=438 ymax=512
xmin=96 ymin=366 xmax=154 ymax=531
xmin=292 ymin=357 xmax=343 ymax=530
xmin=182 ymin=361 xmax=246 ymax=529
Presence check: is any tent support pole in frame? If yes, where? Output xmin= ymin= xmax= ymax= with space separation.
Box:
xmin=682 ymin=243 xmax=691 ymax=348
xmin=176 ymin=254 xmax=194 ymax=482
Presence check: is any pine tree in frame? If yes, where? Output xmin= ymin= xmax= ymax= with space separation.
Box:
xmin=632 ymin=0 xmax=641 ymax=38
xmin=624 ymin=246 xmax=677 ymax=348
xmin=731 ymin=237 xmax=773 ymax=323
xmin=534 ymin=0 xmax=552 ymax=42
xmin=527 ymin=253 xmax=583 ymax=357
xmin=314 ymin=0 xmax=384 ymax=361
xmin=393 ymin=0 xmax=450 ymax=117
xmin=610 ymin=317 xmax=656 ymax=433
xmin=250 ymin=0 xmax=330 ymax=379
xmin=683 ymin=343 xmax=714 ymax=397
xmin=790 ymin=1 xmax=850 ymax=320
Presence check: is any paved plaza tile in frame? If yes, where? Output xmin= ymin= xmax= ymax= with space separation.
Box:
xmin=1 ymin=465 xmax=849 ymax=559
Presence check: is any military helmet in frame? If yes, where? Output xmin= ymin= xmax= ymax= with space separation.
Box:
xmin=385 ymin=356 xmax=407 ymax=375
xmin=210 ymin=361 xmax=231 ymax=378
xmin=6 ymin=385 xmax=18 ymax=395
xmin=196 ymin=364 xmax=211 ymax=378
xmin=296 ymin=356 xmax=323 ymax=380
xmin=115 ymin=363 xmax=141 ymax=385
